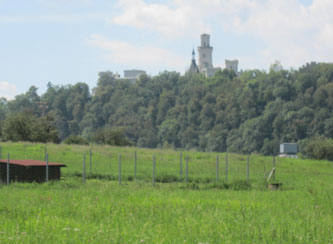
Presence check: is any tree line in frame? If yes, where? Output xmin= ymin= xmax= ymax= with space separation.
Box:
xmin=0 ymin=62 xmax=332 ymax=159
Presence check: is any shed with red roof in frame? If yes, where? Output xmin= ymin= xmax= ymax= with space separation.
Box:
xmin=0 ymin=159 xmax=66 ymax=183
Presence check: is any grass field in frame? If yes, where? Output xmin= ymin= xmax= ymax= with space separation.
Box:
xmin=0 ymin=142 xmax=332 ymax=243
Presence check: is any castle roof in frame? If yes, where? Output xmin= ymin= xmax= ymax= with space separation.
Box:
xmin=187 ymin=49 xmax=199 ymax=74
xmin=188 ymin=59 xmax=199 ymax=74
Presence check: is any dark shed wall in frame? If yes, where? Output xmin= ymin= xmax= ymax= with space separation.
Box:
xmin=0 ymin=164 xmax=61 ymax=183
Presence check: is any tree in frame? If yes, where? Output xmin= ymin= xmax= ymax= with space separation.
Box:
xmin=2 ymin=113 xmax=60 ymax=143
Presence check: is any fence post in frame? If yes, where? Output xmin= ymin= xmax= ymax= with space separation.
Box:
xmin=216 ymin=155 xmax=219 ymax=183
xmin=7 ymin=153 xmax=10 ymax=185
xmin=46 ymin=153 xmax=49 ymax=182
xmin=273 ymin=155 xmax=276 ymax=181
xmin=246 ymin=154 xmax=250 ymax=182
xmin=0 ymin=146 xmax=2 ymax=160
xmin=180 ymin=152 xmax=183 ymax=181
xmin=83 ymin=153 xmax=86 ymax=184
xmin=186 ymin=154 xmax=189 ymax=184
xmin=134 ymin=151 xmax=137 ymax=180
xmin=89 ymin=148 xmax=92 ymax=176
xmin=44 ymin=144 xmax=47 ymax=161
xmin=153 ymin=153 xmax=155 ymax=187
xmin=118 ymin=154 xmax=121 ymax=186
xmin=225 ymin=153 xmax=228 ymax=184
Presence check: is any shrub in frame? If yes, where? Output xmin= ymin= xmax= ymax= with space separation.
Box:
xmin=63 ymin=135 xmax=89 ymax=145
xmin=302 ymin=137 xmax=333 ymax=161
xmin=2 ymin=113 xmax=60 ymax=143
xmin=92 ymin=127 xmax=132 ymax=146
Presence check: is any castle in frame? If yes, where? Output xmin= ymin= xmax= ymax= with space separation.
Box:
xmin=188 ymin=34 xmax=239 ymax=77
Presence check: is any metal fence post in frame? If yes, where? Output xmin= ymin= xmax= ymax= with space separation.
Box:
xmin=273 ymin=155 xmax=276 ymax=181
xmin=225 ymin=153 xmax=228 ymax=184
xmin=246 ymin=154 xmax=250 ymax=182
xmin=7 ymin=153 xmax=10 ymax=185
xmin=216 ymin=155 xmax=219 ymax=183
xmin=89 ymin=148 xmax=92 ymax=176
xmin=118 ymin=154 xmax=121 ymax=185
xmin=0 ymin=146 xmax=2 ymax=160
xmin=46 ymin=153 xmax=49 ymax=182
xmin=153 ymin=153 xmax=155 ymax=187
xmin=83 ymin=153 xmax=86 ymax=184
xmin=44 ymin=144 xmax=47 ymax=161
xmin=134 ymin=151 xmax=137 ymax=180
xmin=186 ymin=154 xmax=189 ymax=184
xmin=180 ymin=152 xmax=183 ymax=181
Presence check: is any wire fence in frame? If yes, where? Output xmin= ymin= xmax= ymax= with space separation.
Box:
xmin=0 ymin=144 xmax=281 ymax=186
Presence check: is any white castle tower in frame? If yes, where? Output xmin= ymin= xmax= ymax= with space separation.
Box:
xmin=186 ymin=33 xmax=239 ymax=77
xmin=197 ymin=34 xmax=213 ymax=71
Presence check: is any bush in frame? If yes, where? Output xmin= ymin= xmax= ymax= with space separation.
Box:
xmin=92 ymin=127 xmax=132 ymax=146
xmin=2 ymin=113 xmax=60 ymax=143
xmin=302 ymin=137 xmax=333 ymax=161
xmin=63 ymin=135 xmax=89 ymax=145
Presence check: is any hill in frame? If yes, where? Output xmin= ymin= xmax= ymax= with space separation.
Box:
xmin=0 ymin=62 xmax=333 ymax=156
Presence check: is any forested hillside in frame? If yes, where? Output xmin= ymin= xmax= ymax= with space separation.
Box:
xmin=0 ymin=62 xmax=333 ymax=155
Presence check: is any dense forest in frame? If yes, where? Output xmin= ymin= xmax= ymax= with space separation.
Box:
xmin=0 ymin=62 xmax=333 ymax=157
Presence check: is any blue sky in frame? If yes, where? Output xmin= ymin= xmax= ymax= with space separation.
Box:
xmin=0 ymin=0 xmax=332 ymax=99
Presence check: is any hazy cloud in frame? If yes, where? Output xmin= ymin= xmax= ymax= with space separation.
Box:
xmin=0 ymin=81 xmax=18 ymax=100
xmin=89 ymin=34 xmax=187 ymax=71
xmin=111 ymin=0 xmax=333 ymax=69
xmin=109 ymin=0 xmax=210 ymax=38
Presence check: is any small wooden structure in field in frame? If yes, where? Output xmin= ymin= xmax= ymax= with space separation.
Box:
xmin=0 ymin=159 xmax=66 ymax=183
xmin=266 ymin=166 xmax=282 ymax=190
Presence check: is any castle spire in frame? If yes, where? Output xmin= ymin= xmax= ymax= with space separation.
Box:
xmin=187 ymin=49 xmax=199 ymax=74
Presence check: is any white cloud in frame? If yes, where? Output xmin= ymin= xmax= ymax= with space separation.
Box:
xmin=88 ymin=34 xmax=187 ymax=72
xmin=229 ymin=0 xmax=333 ymax=68
xmin=0 ymin=81 xmax=18 ymax=100
xmin=110 ymin=0 xmax=333 ymax=70
xmin=109 ymin=0 xmax=210 ymax=38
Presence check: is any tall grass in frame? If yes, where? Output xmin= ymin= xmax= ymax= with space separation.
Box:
xmin=0 ymin=142 xmax=332 ymax=243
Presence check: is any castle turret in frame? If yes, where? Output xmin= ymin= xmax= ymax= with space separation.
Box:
xmin=197 ymin=34 xmax=213 ymax=71
xmin=225 ymin=59 xmax=239 ymax=73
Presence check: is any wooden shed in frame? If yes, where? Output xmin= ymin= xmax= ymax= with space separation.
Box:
xmin=0 ymin=159 xmax=66 ymax=183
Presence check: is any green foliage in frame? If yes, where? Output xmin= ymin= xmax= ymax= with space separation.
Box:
xmin=2 ymin=113 xmax=32 ymax=142
xmin=2 ymin=113 xmax=60 ymax=143
xmin=301 ymin=137 xmax=333 ymax=161
xmin=1 ymin=62 xmax=333 ymax=156
xmin=63 ymin=135 xmax=89 ymax=145
xmin=92 ymin=127 xmax=132 ymax=146
xmin=1 ymin=142 xmax=333 ymax=243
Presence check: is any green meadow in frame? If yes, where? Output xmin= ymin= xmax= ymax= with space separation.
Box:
xmin=0 ymin=142 xmax=332 ymax=243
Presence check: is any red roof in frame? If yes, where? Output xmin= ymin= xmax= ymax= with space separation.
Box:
xmin=0 ymin=159 xmax=66 ymax=167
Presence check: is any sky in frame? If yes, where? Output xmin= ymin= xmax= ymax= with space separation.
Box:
xmin=0 ymin=0 xmax=332 ymax=99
